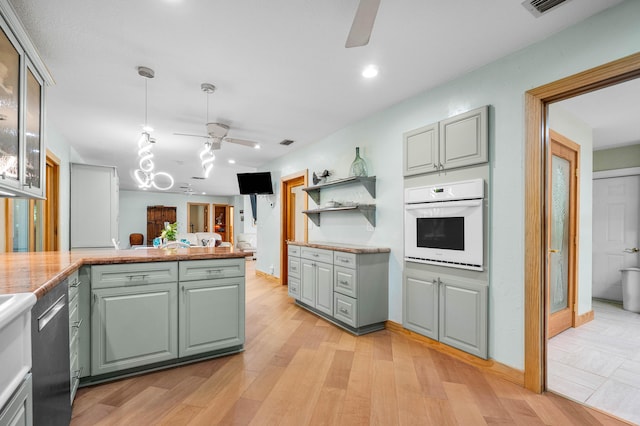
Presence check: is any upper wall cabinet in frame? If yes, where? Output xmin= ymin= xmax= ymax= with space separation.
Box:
xmin=0 ymin=6 xmax=52 ymax=198
xmin=403 ymin=105 xmax=488 ymax=177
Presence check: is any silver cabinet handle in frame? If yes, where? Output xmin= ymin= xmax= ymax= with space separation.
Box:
xmin=340 ymin=258 xmax=349 ymax=263
xmin=207 ymin=269 xmax=223 ymax=274
xmin=69 ymin=278 xmax=81 ymax=288
xmin=72 ymin=318 xmax=83 ymax=329
xmin=339 ymin=307 xmax=349 ymax=314
xmin=126 ymin=274 xmax=148 ymax=281
xmin=312 ymin=253 xmax=319 ymax=257
xmin=73 ymin=367 xmax=84 ymax=381
xmin=38 ymin=295 xmax=66 ymax=331
xmin=339 ymin=280 xmax=348 ymax=285
xmin=624 ymin=247 xmax=639 ymax=253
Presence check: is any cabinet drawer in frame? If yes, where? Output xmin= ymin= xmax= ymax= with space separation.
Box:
xmin=179 ymin=258 xmax=245 ymax=281
xmin=288 ymin=277 xmax=300 ymax=300
xmin=68 ymin=270 xmax=80 ymax=300
xmin=334 ymin=293 xmax=357 ymax=328
xmin=288 ymin=257 xmax=301 ymax=278
xmin=334 ymin=265 xmax=357 ymax=298
xmin=92 ymin=262 xmax=178 ymax=288
xmin=333 ymin=251 xmax=356 ymax=269
xmin=288 ymin=244 xmax=301 ymax=257
xmin=301 ymin=247 xmax=332 ymax=264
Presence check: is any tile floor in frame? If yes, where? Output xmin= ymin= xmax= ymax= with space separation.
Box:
xmin=548 ymin=299 xmax=640 ymax=425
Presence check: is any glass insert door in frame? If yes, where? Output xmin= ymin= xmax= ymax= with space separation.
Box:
xmin=0 ymin=26 xmax=20 ymax=185
xmin=547 ymin=130 xmax=578 ymax=338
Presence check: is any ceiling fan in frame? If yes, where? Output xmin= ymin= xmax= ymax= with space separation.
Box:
xmin=174 ymin=83 xmax=261 ymax=151
xmin=345 ymin=0 xmax=381 ymax=48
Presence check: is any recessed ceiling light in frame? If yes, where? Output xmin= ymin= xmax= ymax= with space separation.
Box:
xmin=228 ymin=159 xmax=236 ymax=164
xmin=254 ymin=144 xmax=261 ymax=150
xmin=201 ymin=192 xmax=206 ymax=195
xmin=362 ymin=64 xmax=379 ymax=79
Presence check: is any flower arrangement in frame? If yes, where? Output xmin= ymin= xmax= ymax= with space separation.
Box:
xmin=160 ymin=222 xmax=178 ymax=241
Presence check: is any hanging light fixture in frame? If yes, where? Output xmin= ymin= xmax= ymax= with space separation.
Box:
xmin=199 ymin=83 xmax=217 ymax=178
xmin=133 ymin=66 xmax=174 ymax=191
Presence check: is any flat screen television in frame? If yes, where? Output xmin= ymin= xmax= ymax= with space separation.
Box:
xmin=237 ymin=172 xmax=274 ymax=195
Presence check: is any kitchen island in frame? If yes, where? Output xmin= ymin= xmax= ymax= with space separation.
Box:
xmin=0 ymin=247 xmax=248 ymax=424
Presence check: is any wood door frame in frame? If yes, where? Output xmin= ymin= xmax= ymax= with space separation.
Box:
xmin=280 ymin=170 xmax=308 ymax=286
xmin=524 ymin=52 xmax=640 ymax=392
xmin=187 ymin=202 xmax=210 ymax=233
xmin=44 ymin=150 xmax=60 ymax=251
xmin=546 ymin=130 xmax=580 ymax=338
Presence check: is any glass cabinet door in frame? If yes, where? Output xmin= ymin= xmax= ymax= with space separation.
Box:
xmin=0 ymin=25 xmax=20 ymax=187
xmin=25 ymin=66 xmax=42 ymax=191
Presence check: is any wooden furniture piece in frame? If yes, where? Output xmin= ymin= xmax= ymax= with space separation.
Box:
xmin=287 ymin=242 xmax=389 ymax=335
xmin=129 ymin=233 xmax=144 ymax=246
xmin=403 ymin=105 xmax=488 ymax=176
xmin=146 ymin=206 xmax=177 ymax=246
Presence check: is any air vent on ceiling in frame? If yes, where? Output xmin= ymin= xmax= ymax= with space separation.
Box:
xmin=522 ymin=0 xmax=571 ymax=17
xmin=279 ymin=139 xmax=295 ymax=146
xmin=190 ymin=176 xmax=206 ymax=180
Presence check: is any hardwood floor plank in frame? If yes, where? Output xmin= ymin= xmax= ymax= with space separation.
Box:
xmin=71 ymin=262 xmax=628 ymax=425
xmin=443 ymin=381 xmax=488 ymax=425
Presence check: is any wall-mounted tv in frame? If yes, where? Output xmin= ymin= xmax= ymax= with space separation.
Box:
xmin=237 ymin=172 xmax=274 ymax=195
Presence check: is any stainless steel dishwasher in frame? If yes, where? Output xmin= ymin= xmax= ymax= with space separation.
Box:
xmin=31 ymin=279 xmax=71 ymax=425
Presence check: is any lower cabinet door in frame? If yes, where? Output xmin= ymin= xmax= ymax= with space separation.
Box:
xmin=300 ymin=259 xmax=316 ymax=306
xmin=288 ymin=277 xmax=300 ymax=300
xmin=91 ymin=283 xmax=178 ymax=376
xmin=403 ymin=273 xmax=439 ymax=340
xmin=439 ymin=280 xmax=488 ymax=359
xmin=0 ymin=373 xmax=32 ymax=426
xmin=314 ymin=261 xmax=334 ymax=315
xmin=334 ymin=293 xmax=357 ymax=328
xmin=179 ymin=278 xmax=245 ymax=357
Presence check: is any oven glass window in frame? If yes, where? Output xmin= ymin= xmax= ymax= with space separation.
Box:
xmin=416 ymin=217 xmax=464 ymax=250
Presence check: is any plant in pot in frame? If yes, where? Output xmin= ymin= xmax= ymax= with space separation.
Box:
xmin=160 ymin=222 xmax=178 ymax=244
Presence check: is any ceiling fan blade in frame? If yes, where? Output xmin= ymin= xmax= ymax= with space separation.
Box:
xmin=173 ymin=132 xmax=210 ymax=139
xmin=224 ymin=137 xmax=260 ymax=148
xmin=345 ymin=0 xmax=380 ymax=48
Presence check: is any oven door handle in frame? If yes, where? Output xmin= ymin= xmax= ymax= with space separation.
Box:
xmin=404 ymin=199 xmax=482 ymax=210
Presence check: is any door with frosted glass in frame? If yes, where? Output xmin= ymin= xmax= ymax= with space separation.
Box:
xmin=547 ymin=130 xmax=579 ymax=338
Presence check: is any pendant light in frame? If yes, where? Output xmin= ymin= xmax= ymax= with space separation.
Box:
xmin=133 ymin=66 xmax=174 ymax=191
xmin=200 ymin=83 xmax=216 ymax=178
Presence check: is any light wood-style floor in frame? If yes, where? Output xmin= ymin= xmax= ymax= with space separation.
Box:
xmin=71 ymin=262 xmax=629 ymax=425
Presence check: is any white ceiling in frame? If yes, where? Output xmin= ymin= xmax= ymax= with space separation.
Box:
xmin=9 ymin=0 xmax=625 ymax=195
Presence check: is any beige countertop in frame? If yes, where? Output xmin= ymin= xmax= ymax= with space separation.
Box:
xmin=287 ymin=241 xmax=390 ymax=254
xmin=0 ymin=247 xmax=247 ymax=298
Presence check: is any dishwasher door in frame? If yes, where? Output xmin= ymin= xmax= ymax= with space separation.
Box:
xmin=31 ymin=280 xmax=71 ymax=426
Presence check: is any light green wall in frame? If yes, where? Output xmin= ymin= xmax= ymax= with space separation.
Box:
xmin=593 ymin=144 xmax=640 ymax=171
xmin=257 ymin=1 xmax=640 ymax=370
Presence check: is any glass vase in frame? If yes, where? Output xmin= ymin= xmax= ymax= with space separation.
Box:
xmin=349 ymin=147 xmax=368 ymax=177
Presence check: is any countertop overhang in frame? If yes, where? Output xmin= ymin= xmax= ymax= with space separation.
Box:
xmin=0 ymin=247 xmax=247 ymax=298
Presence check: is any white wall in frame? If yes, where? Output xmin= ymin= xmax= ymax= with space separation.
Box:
xmin=119 ymin=190 xmax=234 ymax=247
xmin=549 ymin=104 xmax=594 ymax=316
xmin=256 ymin=1 xmax=640 ymax=370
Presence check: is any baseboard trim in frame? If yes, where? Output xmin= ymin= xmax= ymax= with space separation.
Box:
xmin=256 ymin=270 xmax=281 ymax=284
xmin=385 ymin=320 xmax=524 ymax=387
xmin=574 ymin=309 xmax=594 ymax=327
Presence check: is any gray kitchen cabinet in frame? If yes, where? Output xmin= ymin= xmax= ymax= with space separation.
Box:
xmin=90 ymin=263 xmax=178 ymax=376
xmin=289 ymin=243 xmax=389 ymax=335
xmin=0 ymin=373 xmax=32 ymax=426
xmin=70 ymin=163 xmax=119 ymax=249
xmin=403 ymin=123 xmax=439 ymax=176
xmin=67 ymin=270 xmax=81 ymax=402
xmin=403 ymin=105 xmax=488 ymax=176
xmin=287 ymin=246 xmax=301 ymax=300
xmin=403 ymin=266 xmax=488 ymax=359
xmin=0 ymin=10 xmax=49 ymax=199
xmin=403 ymin=272 xmax=439 ymax=340
xmin=77 ymin=266 xmax=91 ymax=381
xmin=178 ymin=259 xmax=245 ymax=358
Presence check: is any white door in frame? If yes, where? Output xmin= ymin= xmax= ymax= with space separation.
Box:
xmin=592 ymin=175 xmax=640 ymax=301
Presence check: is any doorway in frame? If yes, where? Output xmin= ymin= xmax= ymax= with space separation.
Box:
xmin=147 ymin=205 xmax=177 ymax=245
xmin=280 ymin=170 xmax=308 ymax=286
xmin=187 ymin=202 xmax=209 ymax=233
xmin=546 ymin=130 xmax=579 ymax=338
xmin=524 ymin=52 xmax=640 ymax=392
xmin=44 ymin=151 xmax=60 ymax=251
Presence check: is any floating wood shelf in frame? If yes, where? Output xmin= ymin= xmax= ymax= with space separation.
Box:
xmin=302 ymin=204 xmax=376 ymax=227
xmin=302 ymin=176 xmax=376 ymax=204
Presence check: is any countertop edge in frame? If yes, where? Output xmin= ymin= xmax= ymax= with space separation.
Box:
xmin=286 ymin=241 xmax=391 ymax=254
